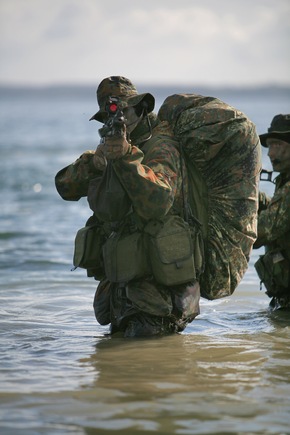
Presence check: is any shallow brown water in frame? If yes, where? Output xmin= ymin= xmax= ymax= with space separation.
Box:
xmin=1 ymin=86 xmax=290 ymax=434
xmin=0 ymin=282 xmax=289 ymax=435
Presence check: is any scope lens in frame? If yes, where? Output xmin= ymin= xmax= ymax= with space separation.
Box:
xmin=109 ymin=103 xmax=118 ymax=113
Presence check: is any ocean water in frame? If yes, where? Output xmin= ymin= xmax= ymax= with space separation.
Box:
xmin=0 ymin=84 xmax=289 ymax=435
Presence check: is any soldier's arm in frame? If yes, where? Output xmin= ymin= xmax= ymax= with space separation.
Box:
xmin=112 ymin=138 xmax=181 ymax=220
xmin=55 ymin=150 xmax=104 ymax=201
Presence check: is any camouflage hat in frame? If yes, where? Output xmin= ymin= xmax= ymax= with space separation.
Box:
xmin=90 ymin=76 xmax=155 ymax=122
xmin=259 ymin=114 xmax=290 ymax=147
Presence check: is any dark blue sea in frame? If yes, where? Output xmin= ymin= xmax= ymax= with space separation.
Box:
xmin=0 ymin=84 xmax=289 ymax=435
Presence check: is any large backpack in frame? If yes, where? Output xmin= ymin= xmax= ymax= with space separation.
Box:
xmin=158 ymin=94 xmax=261 ymax=300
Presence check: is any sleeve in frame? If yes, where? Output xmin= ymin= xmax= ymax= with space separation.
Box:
xmin=55 ymin=151 xmax=103 ymax=201
xmin=112 ymin=137 xmax=181 ymax=220
xmin=255 ymin=182 xmax=290 ymax=247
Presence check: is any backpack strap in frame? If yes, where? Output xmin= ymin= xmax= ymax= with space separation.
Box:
xmin=184 ymin=158 xmax=209 ymax=241
xmin=178 ymin=143 xmax=206 ymax=230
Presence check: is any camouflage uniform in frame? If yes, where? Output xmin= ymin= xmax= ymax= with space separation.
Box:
xmin=55 ymin=76 xmax=261 ymax=336
xmin=56 ymin=125 xmax=200 ymax=336
xmin=56 ymin=78 xmax=201 ymax=337
xmin=256 ymin=176 xmax=290 ymax=251
xmin=254 ymin=114 xmax=290 ymax=309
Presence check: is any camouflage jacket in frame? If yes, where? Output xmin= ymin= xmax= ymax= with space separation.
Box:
xmin=55 ymin=120 xmax=186 ymax=221
xmin=255 ymin=174 xmax=290 ymax=259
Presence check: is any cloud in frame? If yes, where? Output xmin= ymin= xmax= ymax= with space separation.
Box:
xmin=0 ymin=0 xmax=289 ymax=86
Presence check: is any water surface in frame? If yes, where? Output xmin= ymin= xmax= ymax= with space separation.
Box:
xmin=0 ymin=86 xmax=289 ymax=434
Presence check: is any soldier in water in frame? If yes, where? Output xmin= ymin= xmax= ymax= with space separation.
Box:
xmin=56 ymin=76 xmax=260 ymax=336
xmin=254 ymin=114 xmax=290 ymax=310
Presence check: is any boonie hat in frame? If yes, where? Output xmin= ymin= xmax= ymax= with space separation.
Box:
xmin=259 ymin=114 xmax=290 ymax=147
xmin=90 ymin=76 xmax=155 ymax=122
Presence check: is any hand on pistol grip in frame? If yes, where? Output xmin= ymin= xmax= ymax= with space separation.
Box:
xmin=93 ymin=143 xmax=107 ymax=171
xmin=102 ymin=133 xmax=131 ymax=160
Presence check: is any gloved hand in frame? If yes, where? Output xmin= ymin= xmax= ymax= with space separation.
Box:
xmin=93 ymin=143 xmax=107 ymax=171
xmin=102 ymin=134 xmax=132 ymax=160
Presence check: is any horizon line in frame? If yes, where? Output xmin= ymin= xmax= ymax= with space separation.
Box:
xmin=0 ymin=81 xmax=290 ymax=91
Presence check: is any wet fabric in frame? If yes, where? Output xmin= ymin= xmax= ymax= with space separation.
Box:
xmin=93 ymin=278 xmax=200 ymax=336
xmin=123 ymin=313 xmax=179 ymax=338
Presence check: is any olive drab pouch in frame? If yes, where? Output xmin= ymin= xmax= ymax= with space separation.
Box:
xmin=87 ymin=164 xmax=131 ymax=223
xmin=145 ymin=215 xmax=203 ymax=286
xmin=254 ymin=250 xmax=290 ymax=296
xmin=102 ymin=230 xmax=150 ymax=284
xmin=73 ymin=224 xmax=104 ymax=273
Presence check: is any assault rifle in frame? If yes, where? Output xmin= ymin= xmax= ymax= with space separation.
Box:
xmin=98 ymin=97 xmax=126 ymax=139
xmin=94 ymin=97 xmax=132 ymax=224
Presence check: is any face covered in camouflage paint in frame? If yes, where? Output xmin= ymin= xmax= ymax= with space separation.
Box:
xmin=266 ymin=138 xmax=290 ymax=175
xmin=123 ymin=105 xmax=143 ymax=134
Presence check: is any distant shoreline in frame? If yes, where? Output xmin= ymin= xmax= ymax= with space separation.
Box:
xmin=0 ymin=83 xmax=290 ymax=101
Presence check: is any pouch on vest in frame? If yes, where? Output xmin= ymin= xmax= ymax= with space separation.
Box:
xmin=102 ymin=230 xmax=150 ymax=284
xmin=145 ymin=215 xmax=201 ymax=286
xmin=87 ymin=164 xmax=131 ymax=223
xmin=73 ymin=224 xmax=104 ymax=271
xmin=254 ymin=250 xmax=290 ymax=296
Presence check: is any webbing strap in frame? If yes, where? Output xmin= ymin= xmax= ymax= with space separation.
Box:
xmin=185 ymin=158 xmax=209 ymax=240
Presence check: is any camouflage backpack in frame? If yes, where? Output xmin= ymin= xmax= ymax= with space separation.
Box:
xmin=157 ymin=94 xmax=261 ymax=300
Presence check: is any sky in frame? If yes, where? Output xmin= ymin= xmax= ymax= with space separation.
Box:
xmin=0 ymin=0 xmax=289 ymax=87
